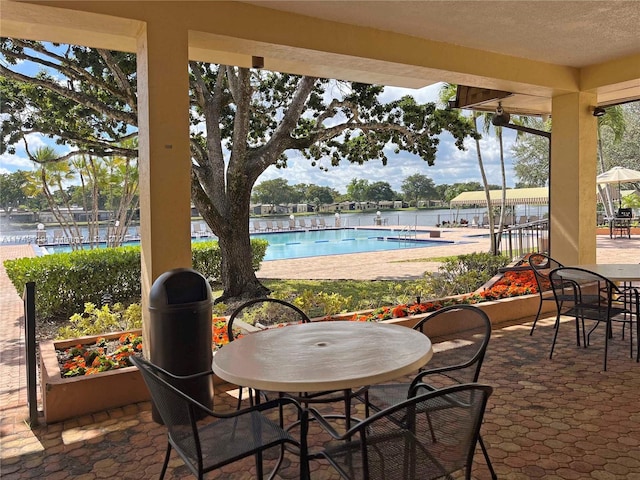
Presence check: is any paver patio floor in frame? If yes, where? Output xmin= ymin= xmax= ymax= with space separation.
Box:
xmin=1 ymin=232 xmax=639 ymax=479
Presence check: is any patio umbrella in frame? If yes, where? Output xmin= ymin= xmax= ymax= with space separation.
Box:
xmin=596 ymin=166 xmax=640 ymax=209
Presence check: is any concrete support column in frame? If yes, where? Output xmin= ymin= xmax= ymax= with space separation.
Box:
xmin=137 ymin=22 xmax=192 ymax=346
xmin=550 ymin=92 xmax=598 ymax=265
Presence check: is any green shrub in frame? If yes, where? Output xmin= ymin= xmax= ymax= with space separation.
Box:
xmin=5 ymin=246 xmax=141 ymax=320
xmin=420 ymin=252 xmax=510 ymax=298
xmin=291 ymin=290 xmax=353 ymax=318
xmin=3 ymin=239 xmax=268 ymax=320
xmin=191 ymin=239 xmax=268 ymax=282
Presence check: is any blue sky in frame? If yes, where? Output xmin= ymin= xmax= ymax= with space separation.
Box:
xmin=0 ymin=76 xmax=518 ymax=193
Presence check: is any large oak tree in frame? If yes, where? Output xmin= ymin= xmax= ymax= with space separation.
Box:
xmin=1 ymin=39 xmax=476 ymax=302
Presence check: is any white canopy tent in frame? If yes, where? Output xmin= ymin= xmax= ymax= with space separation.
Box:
xmin=449 ymin=187 xmax=548 ymax=208
xmin=596 ymin=166 xmax=640 ymax=218
xmin=449 ymin=187 xmax=548 ymax=225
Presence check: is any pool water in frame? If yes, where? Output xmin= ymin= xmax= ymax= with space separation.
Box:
xmin=254 ymin=228 xmax=443 ymax=260
xmin=43 ymin=228 xmax=446 ymax=261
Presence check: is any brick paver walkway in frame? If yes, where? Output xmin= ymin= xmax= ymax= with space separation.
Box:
xmin=1 ymin=233 xmax=639 ymax=479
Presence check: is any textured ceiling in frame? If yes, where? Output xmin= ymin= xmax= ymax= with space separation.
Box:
xmin=244 ymin=1 xmax=640 ymax=68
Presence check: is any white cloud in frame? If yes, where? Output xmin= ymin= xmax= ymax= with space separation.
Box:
xmin=0 ymin=152 xmax=34 ymax=171
xmin=0 ymin=133 xmax=74 ymax=173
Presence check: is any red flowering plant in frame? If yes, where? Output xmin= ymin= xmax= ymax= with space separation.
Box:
xmin=342 ymin=300 xmax=447 ymax=322
xmin=59 ymin=332 xmax=143 ymax=377
xmin=473 ymin=270 xmax=538 ymax=301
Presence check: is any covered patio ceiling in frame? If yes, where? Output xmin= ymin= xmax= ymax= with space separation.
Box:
xmin=240 ymin=0 xmax=640 ymax=115
xmin=2 ymin=1 xmax=639 ymax=116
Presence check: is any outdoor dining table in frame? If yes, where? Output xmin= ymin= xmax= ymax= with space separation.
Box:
xmin=570 ymin=264 xmax=640 ymax=283
xmin=211 ymin=320 xmax=433 ymax=395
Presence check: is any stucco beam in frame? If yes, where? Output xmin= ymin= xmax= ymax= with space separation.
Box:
xmin=580 ymin=53 xmax=640 ymax=106
xmin=0 ymin=1 xmax=141 ymax=52
xmin=10 ymin=0 xmax=578 ymax=97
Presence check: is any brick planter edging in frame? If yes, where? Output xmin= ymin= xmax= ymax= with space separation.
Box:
xmin=40 ymin=330 xmax=150 ymax=424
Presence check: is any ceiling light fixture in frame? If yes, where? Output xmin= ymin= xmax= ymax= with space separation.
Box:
xmin=592 ymin=106 xmax=606 ymax=117
xmin=491 ymin=102 xmax=511 ymax=126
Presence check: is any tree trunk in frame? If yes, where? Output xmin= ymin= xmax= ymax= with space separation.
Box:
xmin=194 ymin=156 xmax=271 ymax=304
xmin=216 ymin=234 xmax=270 ymax=303
xmin=496 ymin=128 xmax=507 ymax=251
xmin=473 ymin=114 xmax=497 ymax=255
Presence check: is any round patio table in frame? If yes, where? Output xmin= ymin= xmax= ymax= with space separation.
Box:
xmin=212 ymin=321 xmax=433 ymax=393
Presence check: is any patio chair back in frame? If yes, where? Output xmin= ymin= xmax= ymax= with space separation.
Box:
xmin=131 ymin=355 xmax=308 ymax=479
xmin=226 ymin=298 xmax=363 ymax=426
xmin=226 ymin=298 xmax=310 ymax=408
xmin=528 ymin=253 xmax=564 ymax=335
xmin=548 ymin=267 xmax=637 ymax=371
xmin=314 ymin=383 xmax=493 ymax=480
xmin=361 ymin=305 xmax=497 ymax=479
xmin=411 ymin=304 xmax=492 ymax=387
xmin=227 ymin=298 xmax=310 ymax=335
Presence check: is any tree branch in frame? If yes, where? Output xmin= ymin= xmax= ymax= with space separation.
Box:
xmin=97 ymin=49 xmax=137 ymax=113
xmin=6 ymin=40 xmax=133 ymax=107
xmin=0 ymin=65 xmax=137 ymax=126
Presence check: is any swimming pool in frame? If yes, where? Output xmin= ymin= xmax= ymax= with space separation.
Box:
xmin=254 ymin=228 xmax=445 ymax=260
xmin=43 ymin=228 xmax=447 ymax=261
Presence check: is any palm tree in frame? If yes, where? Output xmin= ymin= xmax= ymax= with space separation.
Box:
xmin=27 ymin=146 xmax=85 ymax=249
xmin=439 ymin=84 xmax=499 ymax=254
xmin=483 ymin=110 xmax=508 ymax=249
xmin=596 ymin=105 xmax=626 ymax=218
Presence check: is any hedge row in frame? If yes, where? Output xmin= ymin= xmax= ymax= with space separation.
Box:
xmin=4 ymin=239 xmax=268 ymax=320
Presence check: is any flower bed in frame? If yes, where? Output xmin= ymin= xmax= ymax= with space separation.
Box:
xmin=41 ymin=319 xmax=252 ymax=423
xmin=325 ymin=266 xmax=540 ymax=323
xmin=40 ymin=330 xmax=150 ymax=424
xmin=42 ymin=263 xmax=552 ymax=423
xmin=56 ymin=318 xmax=245 ymax=378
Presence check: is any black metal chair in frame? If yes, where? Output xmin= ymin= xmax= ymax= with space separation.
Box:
xmin=528 ymin=253 xmax=565 ymax=335
xmin=360 ymin=304 xmax=496 ymax=479
xmin=227 ymin=298 xmax=311 ymax=408
xmin=131 ymin=355 xmax=309 ymax=480
xmin=309 ymin=383 xmax=493 ymax=480
xmin=548 ymin=267 xmax=638 ymax=371
xmin=227 ymin=297 xmax=363 ymax=428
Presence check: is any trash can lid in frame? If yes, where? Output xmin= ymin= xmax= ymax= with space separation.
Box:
xmin=149 ymin=268 xmax=211 ymax=306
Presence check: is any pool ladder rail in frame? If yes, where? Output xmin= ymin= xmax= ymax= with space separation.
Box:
xmin=397 ymin=225 xmax=418 ymax=241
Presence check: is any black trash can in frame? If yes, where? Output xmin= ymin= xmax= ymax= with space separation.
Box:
xmin=148 ymin=268 xmax=213 ymax=422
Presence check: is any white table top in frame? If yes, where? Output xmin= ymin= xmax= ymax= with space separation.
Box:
xmin=570 ymin=264 xmax=640 ymax=283
xmin=212 ymin=321 xmax=433 ymax=393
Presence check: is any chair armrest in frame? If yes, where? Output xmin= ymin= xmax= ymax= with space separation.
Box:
xmin=144 ymin=361 xmax=215 ymax=381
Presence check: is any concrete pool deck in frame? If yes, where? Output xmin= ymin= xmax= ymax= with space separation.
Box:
xmin=256 ymin=226 xmax=640 ymax=280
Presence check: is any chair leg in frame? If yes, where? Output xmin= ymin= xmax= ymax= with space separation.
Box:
xmin=603 ymin=320 xmax=609 ymax=372
xmin=159 ymin=442 xmax=172 ymax=480
xmin=529 ymin=297 xmax=544 ymax=335
xmin=343 ymin=389 xmax=352 ymax=430
xmin=478 ymin=435 xmax=498 ymax=480
xmin=549 ymin=314 xmax=561 ymax=359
